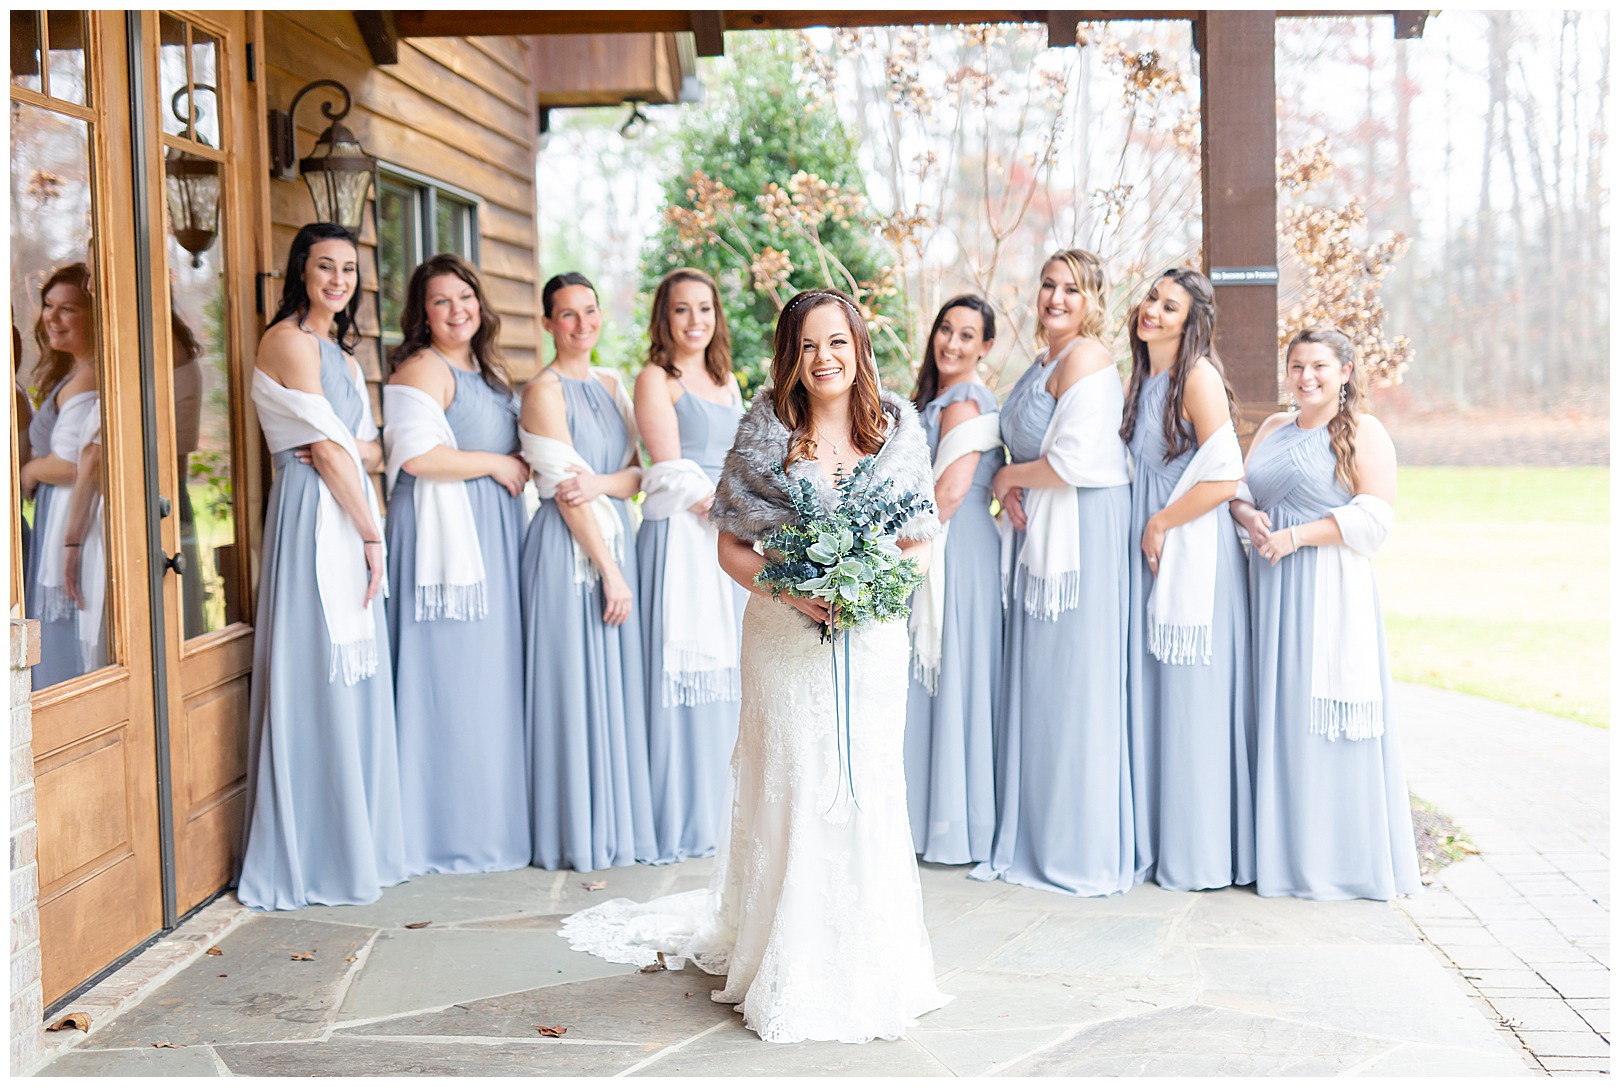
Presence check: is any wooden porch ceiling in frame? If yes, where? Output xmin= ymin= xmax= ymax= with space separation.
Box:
xmin=386 ymin=9 xmax=1429 ymax=47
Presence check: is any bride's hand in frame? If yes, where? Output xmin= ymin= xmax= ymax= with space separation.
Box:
xmin=785 ymin=593 xmax=831 ymax=626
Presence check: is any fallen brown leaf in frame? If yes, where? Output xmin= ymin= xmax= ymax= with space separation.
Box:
xmin=46 ymin=1012 xmax=90 ymax=1033
xmin=534 ymin=1025 xmax=567 ymax=1037
xmin=1456 ymin=841 xmax=1480 ymax=855
xmin=152 ymin=1042 xmax=185 ymax=1049
xmin=205 ymin=947 xmax=223 ymax=957
xmin=404 ymin=921 xmax=431 ymax=929
xmin=290 ymin=950 xmax=317 ymax=961
xmin=345 ymin=956 xmax=358 ymax=963
xmin=218 ymin=974 xmax=228 ymax=978
xmin=581 ymin=880 xmax=607 ymax=891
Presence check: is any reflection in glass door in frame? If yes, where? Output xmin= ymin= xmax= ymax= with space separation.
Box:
xmin=157 ymin=13 xmax=243 ymax=640
xmin=10 ymin=10 xmax=113 ymax=689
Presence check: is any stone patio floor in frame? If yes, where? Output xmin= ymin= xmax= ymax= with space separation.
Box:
xmin=31 ymin=682 xmax=1607 ymax=1077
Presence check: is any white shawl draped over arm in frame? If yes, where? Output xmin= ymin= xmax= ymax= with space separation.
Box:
xmin=909 ymin=411 xmax=1002 ymax=692
xmin=642 ymin=459 xmax=739 ymax=707
xmin=520 ymin=432 xmax=626 ymax=590
xmin=1002 ymin=366 xmax=1130 ymax=620
xmin=251 ymin=366 xmax=385 ymax=685
xmin=382 ymin=384 xmax=487 ymax=621
xmin=516 ymin=368 xmax=640 ymax=591
xmin=1311 ymin=494 xmax=1393 ymax=740
xmin=33 ymin=391 xmax=107 ymax=670
xmin=1145 ymin=420 xmax=1244 ymax=664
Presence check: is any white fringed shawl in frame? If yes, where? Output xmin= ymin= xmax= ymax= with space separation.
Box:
xmin=32 ymin=391 xmax=107 ymax=670
xmin=382 ymin=384 xmax=487 ymax=622
xmin=1312 ymin=494 xmax=1393 ymax=740
xmin=910 ymin=411 xmax=1002 ymax=692
xmin=518 ymin=368 xmax=638 ymax=590
xmin=251 ymin=365 xmax=385 ymax=685
xmin=1000 ymin=365 xmax=1130 ymax=620
xmin=642 ymin=459 xmax=739 ymax=707
xmin=1145 ymin=420 xmax=1244 ymax=664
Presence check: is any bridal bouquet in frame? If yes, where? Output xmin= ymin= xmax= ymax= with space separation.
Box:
xmin=755 ymin=456 xmax=933 ymax=639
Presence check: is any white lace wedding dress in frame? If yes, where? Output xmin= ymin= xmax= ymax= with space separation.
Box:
xmin=559 ymin=594 xmax=952 ymax=1044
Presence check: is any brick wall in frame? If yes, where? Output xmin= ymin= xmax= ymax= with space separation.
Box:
xmin=10 ymin=617 xmax=43 ymax=1075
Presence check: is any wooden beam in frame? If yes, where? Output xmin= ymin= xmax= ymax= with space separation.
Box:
xmin=690 ymin=10 xmax=726 ymax=56
xmin=1197 ymin=10 xmax=1280 ymax=423
xmin=1046 ymin=10 xmax=1077 ymax=47
xmin=1393 ymin=10 xmax=1429 ymax=38
xmin=393 ymin=10 xmax=1197 ymax=39
xmin=352 ymin=10 xmax=399 ymax=65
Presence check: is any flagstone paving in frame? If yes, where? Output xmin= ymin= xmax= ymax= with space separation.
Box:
xmin=32 ymin=680 xmax=1603 ymax=1077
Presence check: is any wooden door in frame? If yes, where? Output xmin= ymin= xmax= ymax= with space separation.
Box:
xmin=137 ymin=9 xmax=266 ymax=916
xmin=11 ymin=10 xmax=165 ymax=1006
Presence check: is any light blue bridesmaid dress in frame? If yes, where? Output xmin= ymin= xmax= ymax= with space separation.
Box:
xmin=522 ymin=372 xmax=655 ymax=872
xmin=1126 ymin=368 xmax=1254 ymax=892
xmin=24 ymin=377 xmax=80 ymax=690
xmin=638 ymin=383 xmax=745 ymax=863
xmin=1244 ymin=419 xmax=1421 ymax=900
xmin=238 ymin=334 xmax=407 ymax=910
xmin=970 ymin=358 xmax=1134 ymax=895
xmin=386 ymin=362 xmax=530 ymax=875
xmin=903 ymin=381 xmax=1003 ymax=865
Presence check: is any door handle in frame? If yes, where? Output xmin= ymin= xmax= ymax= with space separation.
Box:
xmin=162 ymin=551 xmax=188 ymax=576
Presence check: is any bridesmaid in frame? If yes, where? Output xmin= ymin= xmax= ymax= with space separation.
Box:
xmin=239 ymin=223 xmax=405 ymax=909
xmin=520 ymin=271 xmax=654 ymax=872
xmin=971 ymin=250 xmax=1134 ymax=896
xmin=903 ymin=295 xmax=1004 ymax=865
xmin=633 ymin=269 xmax=745 ymax=863
xmin=20 ymin=263 xmax=107 ymax=689
xmin=1231 ymin=329 xmax=1421 ymax=900
xmin=1122 ymin=268 xmax=1253 ymax=893
xmin=383 ymin=254 xmax=531 ymax=875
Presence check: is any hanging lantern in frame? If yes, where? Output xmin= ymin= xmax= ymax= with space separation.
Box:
xmin=164 ymin=147 xmax=221 ymax=268
xmin=164 ymin=85 xmax=221 ymax=267
xmin=268 ymin=79 xmax=376 ymax=234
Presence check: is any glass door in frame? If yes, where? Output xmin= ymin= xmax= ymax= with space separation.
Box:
xmin=143 ymin=9 xmax=263 ymax=917
xmin=10 ymin=9 xmax=165 ymax=1008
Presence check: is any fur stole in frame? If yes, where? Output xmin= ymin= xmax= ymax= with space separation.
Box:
xmin=711 ymin=387 xmax=941 ymax=544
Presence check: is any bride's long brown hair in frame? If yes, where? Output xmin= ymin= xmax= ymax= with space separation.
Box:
xmin=769 ymin=290 xmax=889 ymax=467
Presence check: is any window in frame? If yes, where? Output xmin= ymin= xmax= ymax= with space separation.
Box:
xmin=376 ymin=164 xmax=480 ymax=346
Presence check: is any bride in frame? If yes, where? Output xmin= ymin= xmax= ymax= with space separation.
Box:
xmin=560 ymin=289 xmax=951 ymax=1044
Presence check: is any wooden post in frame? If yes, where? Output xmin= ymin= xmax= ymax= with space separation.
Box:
xmin=1198 ymin=10 xmax=1279 ymax=430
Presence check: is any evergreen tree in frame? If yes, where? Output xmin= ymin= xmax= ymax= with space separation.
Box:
xmin=642 ymin=34 xmax=908 ymax=392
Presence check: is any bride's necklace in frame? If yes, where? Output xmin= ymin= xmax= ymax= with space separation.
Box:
xmin=815 ymin=427 xmax=851 ymax=457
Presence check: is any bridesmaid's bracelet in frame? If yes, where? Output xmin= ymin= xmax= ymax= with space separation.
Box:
xmin=362 ymin=539 xmax=382 ymax=545
xmin=1289 ymin=526 xmax=1300 ymax=551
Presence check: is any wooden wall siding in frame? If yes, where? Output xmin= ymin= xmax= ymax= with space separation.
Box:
xmin=262 ymin=14 xmax=541 ymax=387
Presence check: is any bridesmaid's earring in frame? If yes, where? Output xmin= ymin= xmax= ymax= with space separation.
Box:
xmin=1338 ymin=385 xmax=1347 ymax=408
xmin=1287 ymin=391 xmax=1298 ymax=410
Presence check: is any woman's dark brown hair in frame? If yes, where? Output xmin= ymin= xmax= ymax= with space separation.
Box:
xmin=769 ymin=290 xmax=889 ymax=467
xmin=1288 ymin=326 xmax=1364 ymax=494
xmin=268 ymin=222 xmax=362 ymax=352
xmin=389 ymin=253 xmax=510 ymax=394
xmin=31 ymin=262 xmax=94 ymax=406
xmin=1119 ymin=268 xmax=1238 ymax=463
xmin=647 ymin=267 xmax=732 ymax=386
xmin=911 ymin=294 xmax=996 ymax=409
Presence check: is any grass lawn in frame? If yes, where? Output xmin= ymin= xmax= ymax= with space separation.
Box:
xmin=1376 ymin=467 xmax=1610 ymax=728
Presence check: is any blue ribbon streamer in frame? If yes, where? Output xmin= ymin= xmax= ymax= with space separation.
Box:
xmin=827 ymin=626 xmax=859 ymax=814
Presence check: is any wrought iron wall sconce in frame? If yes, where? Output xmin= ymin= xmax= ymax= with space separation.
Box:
xmin=164 ymin=84 xmax=221 ymax=268
xmin=266 ymin=78 xmax=378 ymax=233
